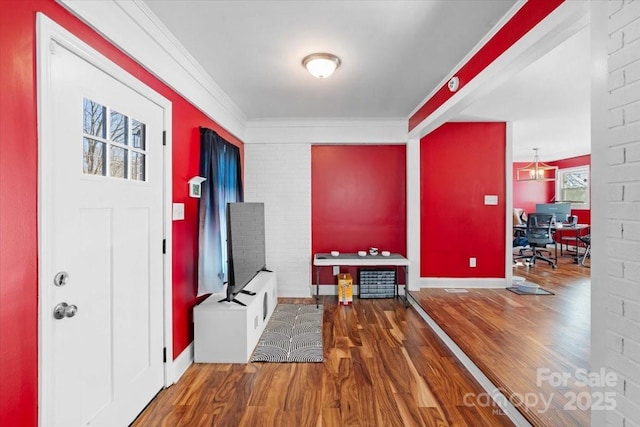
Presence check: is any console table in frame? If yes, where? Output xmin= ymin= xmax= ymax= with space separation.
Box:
xmin=313 ymin=253 xmax=410 ymax=307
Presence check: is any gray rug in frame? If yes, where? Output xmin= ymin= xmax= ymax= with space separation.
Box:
xmin=506 ymin=286 xmax=554 ymax=295
xmin=251 ymin=304 xmax=324 ymax=363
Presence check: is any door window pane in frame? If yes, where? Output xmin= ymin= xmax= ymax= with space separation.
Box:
xmin=131 ymin=120 xmax=145 ymax=150
xmin=131 ymin=152 xmax=145 ymax=181
xmin=110 ymin=146 xmax=128 ymax=179
xmin=83 ymin=99 xmax=106 ymax=138
xmin=83 ymin=138 xmax=106 ymax=176
xmin=83 ymin=98 xmax=147 ymax=181
xmin=110 ymin=110 xmax=128 ymax=145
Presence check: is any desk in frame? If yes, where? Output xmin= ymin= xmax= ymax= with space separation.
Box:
xmin=515 ymin=224 xmax=590 ymax=264
xmin=313 ymin=253 xmax=410 ymax=307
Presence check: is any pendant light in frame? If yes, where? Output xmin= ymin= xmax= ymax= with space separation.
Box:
xmin=516 ymin=148 xmax=557 ymax=182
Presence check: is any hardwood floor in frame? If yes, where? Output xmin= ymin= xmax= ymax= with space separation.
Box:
xmin=410 ymin=252 xmax=590 ymax=426
xmin=132 ymin=297 xmax=513 ymax=427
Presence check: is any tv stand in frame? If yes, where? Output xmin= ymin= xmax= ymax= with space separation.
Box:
xmin=194 ymin=271 xmax=277 ymax=363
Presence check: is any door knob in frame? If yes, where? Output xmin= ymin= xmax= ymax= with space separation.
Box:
xmin=53 ymin=302 xmax=78 ymax=319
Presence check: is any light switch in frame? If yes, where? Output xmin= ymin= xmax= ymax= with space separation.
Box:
xmin=172 ymin=203 xmax=185 ymax=220
xmin=484 ymin=195 xmax=498 ymax=205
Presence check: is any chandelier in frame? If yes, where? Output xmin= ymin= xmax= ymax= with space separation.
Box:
xmin=516 ymin=148 xmax=557 ymax=182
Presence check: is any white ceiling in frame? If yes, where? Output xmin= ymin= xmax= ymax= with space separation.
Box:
xmin=142 ymin=0 xmax=590 ymax=161
xmin=143 ymin=0 xmax=517 ymax=120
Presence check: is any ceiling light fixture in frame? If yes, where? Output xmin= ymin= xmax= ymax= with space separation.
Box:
xmin=302 ymin=53 xmax=341 ymax=79
xmin=516 ymin=148 xmax=558 ymax=182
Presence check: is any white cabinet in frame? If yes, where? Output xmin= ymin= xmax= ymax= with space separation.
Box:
xmin=194 ymin=271 xmax=277 ymax=363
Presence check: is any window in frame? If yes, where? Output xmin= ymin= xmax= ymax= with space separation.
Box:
xmin=83 ymin=98 xmax=146 ymax=181
xmin=556 ymin=166 xmax=590 ymax=209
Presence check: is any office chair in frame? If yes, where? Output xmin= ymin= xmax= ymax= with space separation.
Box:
xmin=525 ymin=213 xmax=557 ymax=269
xmin=513 ymin=208 xmax=527 ymax=238
xmin=579 ymin=234 xmax=591 ymax=266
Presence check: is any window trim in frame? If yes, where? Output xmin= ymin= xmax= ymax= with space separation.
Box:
xmin=556 ymin=165 xmax=590 ymax=209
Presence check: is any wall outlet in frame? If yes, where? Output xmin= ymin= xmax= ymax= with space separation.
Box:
xmin=333 ymin=266 xmax=339 ymax=275
xmin=469 ymin=257 xmax=477 ymax=268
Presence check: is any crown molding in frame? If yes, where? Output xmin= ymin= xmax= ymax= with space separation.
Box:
xmin=57 ymin=0 xmax=247 ymax=140
xmin=55 ymin=1 xmax=411 ymax=145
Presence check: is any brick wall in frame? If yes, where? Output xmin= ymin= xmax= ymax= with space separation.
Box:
xmin=603 ymin=1 xmax=640 ymax=426
xmin=244 ymin=144 xmax=311 ymax=297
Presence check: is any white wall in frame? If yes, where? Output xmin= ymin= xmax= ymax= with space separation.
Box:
xmin=244 ymin=143 xmax=312 ymax=297
xmin=592 ymin=1 xmax=640 ymax=426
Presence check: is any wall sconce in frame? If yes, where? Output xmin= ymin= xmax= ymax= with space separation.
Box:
xmin=188 ymin=176 xmax=206 ymax=198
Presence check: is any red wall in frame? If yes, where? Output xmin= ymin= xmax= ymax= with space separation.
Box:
xmin=311 ymin=145 xmax=406 ymax=284
xmin=513 ymin=154 xmax=591 ymax=224
xmin=0 ymin=1 xmax=242 ymax=425
xmin=420 ymin=123 xmax=506 ymax=278
xmin=512 ymin=162 xmax=553 ymax=215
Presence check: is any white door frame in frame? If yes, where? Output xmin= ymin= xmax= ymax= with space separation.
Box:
xmin=36 ymin=13 xmax=173 ymax=425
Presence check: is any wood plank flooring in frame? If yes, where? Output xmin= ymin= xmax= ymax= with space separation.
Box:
xmin=411 ymin=253 xmax=590 ymax=426
xmin=132 ymin=297 xmax=514 ymax=427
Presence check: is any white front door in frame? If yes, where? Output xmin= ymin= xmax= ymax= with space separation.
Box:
xmin=41 ymin=36 xmax=166 ymax=426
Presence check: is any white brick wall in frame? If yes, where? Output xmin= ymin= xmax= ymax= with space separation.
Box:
xmin=244 ymin=143 xmax=311 ymax=297
xmin=603 ymin=1 xmax=640 ymax=426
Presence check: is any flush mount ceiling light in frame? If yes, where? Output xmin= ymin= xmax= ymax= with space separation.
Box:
xmin=516 ymin=148 xmax=558 ymax=182
xmin=302 ymin=53 xmax=341 ymax=79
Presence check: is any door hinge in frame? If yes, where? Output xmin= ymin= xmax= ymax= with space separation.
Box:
xmin=163 ymin=347 xmax=167 ymax=363
xmin=162 ymin=131 xmax=166 ymax=146
xmin=162 ymin=239 xmax=166 ymax=254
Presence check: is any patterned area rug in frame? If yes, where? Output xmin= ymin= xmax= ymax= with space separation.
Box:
xmin=251 ymin=304 xmax=324 ymax=363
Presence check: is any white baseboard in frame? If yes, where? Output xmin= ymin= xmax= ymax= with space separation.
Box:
xmin=278 ymin=287 xmax=313 ymax=298
xmin=419 ymin=277 xmax=507 ymax=289
xmin=310 ymin=284 xmax=406 ymax=296
xmin=308 ymin=277 xmax=507 ymax=297
xmin=312 ymin=284 xmax=359 ymax=296
xmin=171 ymin=342 xmax=193 ymax=384
xmin=314 ymin=284 xmax=338 ymax=295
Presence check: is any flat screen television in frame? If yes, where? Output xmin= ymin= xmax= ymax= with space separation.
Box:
xmin=535 ymin=202 xmax=571 ymax=223
xmin=219 ymin=202 xmax=268 ymax=306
